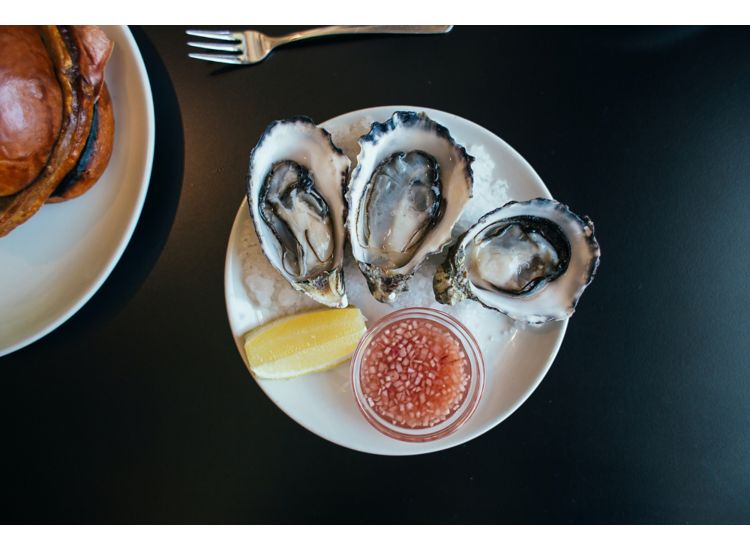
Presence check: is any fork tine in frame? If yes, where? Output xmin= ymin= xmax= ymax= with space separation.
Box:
xmin=187 ymin=41 xmax=242 ymax=53
xmin=185 ymin=29 xmax=240 ymax=42
xmin=188 ymin=52 xmax=244 ymax=65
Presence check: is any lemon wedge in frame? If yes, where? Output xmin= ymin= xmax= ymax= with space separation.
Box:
xmin=243 ymin=307 xmax=367 ymax=379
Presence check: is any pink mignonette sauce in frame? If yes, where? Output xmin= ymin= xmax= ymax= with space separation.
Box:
xmin=353 ymin=308 xmax=485 ymax=441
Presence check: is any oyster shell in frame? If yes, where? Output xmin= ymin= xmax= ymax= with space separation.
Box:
xmin=347 ymin=111 xmax=474 ymax=303
xmin=247 ymin=117 xmax=350 ymax=308
xmin=434 ymin=198 xmax=600 ymax=324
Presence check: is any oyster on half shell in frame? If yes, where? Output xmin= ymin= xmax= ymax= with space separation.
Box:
xmin=246 ymin=117 xmax=350 ymax=308
xmin=434 ymin=198 xmax=601 ymax=324
xmin=347 ymin=111 xmax=474 ymax=303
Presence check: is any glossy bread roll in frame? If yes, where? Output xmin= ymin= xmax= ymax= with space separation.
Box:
xmin=0 ymin=26 xmax=113 ymax=237
xmin=0 ymin=26 xmax=63 ymax=196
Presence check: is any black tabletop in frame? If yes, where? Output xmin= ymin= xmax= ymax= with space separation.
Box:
xmin=1 ymin=26 xmax=749 ymax=524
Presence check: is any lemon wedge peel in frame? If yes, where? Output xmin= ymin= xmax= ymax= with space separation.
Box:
xmin=243 ymin=308 xmax=367 ymax=380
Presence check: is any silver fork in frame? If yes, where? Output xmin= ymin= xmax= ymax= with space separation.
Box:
xmin=186 ymin=25 xmax=454 ymax=65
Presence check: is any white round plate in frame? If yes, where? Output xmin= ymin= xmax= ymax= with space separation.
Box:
xmin=225 ymin=106 xmax=567 ymax=455
xmin=0 ymin=26 xmax=155 ymax=357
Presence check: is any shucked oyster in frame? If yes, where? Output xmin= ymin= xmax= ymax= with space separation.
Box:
xmin=347 ymin=111 xmax=474 ymax=303
xmin=247 ymin=117 xmax=350 ymax=308
xmin=434 ymin=198 xmax=600 ymax=324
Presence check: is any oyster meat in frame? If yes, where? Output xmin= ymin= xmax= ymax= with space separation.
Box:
xmin=347 ymin=111 xmax=474 ymax=303
xmin=247 ymin=117 xmax=350 ymax=308
xmin=434 ymin=198 xmax=600 ymax=324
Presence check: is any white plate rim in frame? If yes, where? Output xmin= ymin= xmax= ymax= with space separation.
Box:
xmin=0 ymin=26 xmax=156 ymax=357
xmin=224 ymin=105 xmax=568 ymax=455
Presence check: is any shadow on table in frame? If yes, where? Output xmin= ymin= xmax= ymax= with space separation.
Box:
xmin=14 ymin=27 xmax=185 ymax=353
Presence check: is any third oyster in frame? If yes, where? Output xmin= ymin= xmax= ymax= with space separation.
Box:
xmin=434 ymin=198 xmax=600 ymax=324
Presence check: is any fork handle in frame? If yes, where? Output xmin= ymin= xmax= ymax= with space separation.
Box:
xmin=274 ymin=25 xmax=453 ymax=47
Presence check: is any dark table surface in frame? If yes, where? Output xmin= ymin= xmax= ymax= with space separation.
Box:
xmin=2 ymin=25 xmax=749 ymax=524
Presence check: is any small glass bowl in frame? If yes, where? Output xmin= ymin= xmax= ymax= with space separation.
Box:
xmin=351 ymin=307 xmax=485 ymax=443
